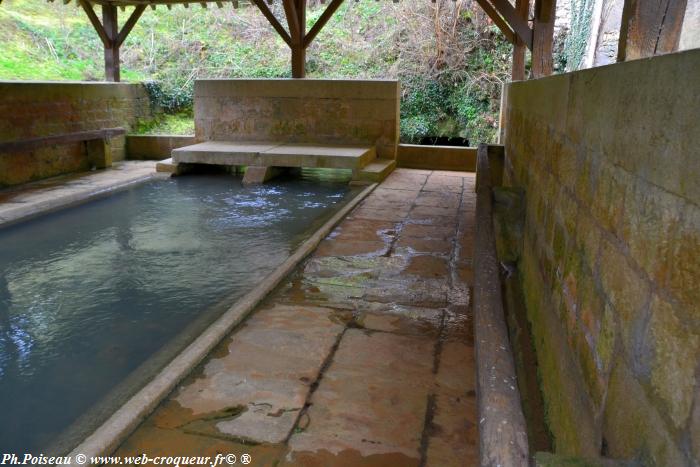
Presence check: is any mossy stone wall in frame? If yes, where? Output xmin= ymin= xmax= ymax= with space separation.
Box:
xmin=501 ymin=49 xmax=700 ymax=465
xmin=0 ymin=81 xmax=151 ymax=187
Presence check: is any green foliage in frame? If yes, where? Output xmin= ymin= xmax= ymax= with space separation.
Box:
xmin=562 ymin=0 xmax=595 ymax=71
xmin=0 ymin=0 xmax=511 ymax=143
xmin=143 ymin=80 xmax=193 ymax=114
xmin=133 ymin=112 xmax=195 ymax=135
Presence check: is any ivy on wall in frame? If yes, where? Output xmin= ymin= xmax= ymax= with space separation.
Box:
xmin=563 ymin=0 xmax=596 ymax=71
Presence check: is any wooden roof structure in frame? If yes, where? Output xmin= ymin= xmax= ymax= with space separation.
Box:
xmin=0 ymin=0 xmax=688 ymax=82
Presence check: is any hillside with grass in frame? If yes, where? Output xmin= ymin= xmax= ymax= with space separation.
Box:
xmin=0 ymin=0 xmax=512 ymax=143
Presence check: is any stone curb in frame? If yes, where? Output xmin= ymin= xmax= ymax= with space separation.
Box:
xmin=0 ymin=171 xmax=160 ymax=229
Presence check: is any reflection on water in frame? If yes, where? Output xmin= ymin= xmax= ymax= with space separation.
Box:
xmin=0 ymin=175 xmax=357 ymax=453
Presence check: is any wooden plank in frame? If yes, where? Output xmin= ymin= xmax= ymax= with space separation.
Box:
xmin=250 ymin=0 xmax=292 ymax=46
xmin=303 ymin=0 xmax=344 ymax=47
xmin=102 ymin=4 xmax=120 ymax=81
xmin=511 ymin=0 xmax=528 ymax=80
xmin=78 ymin=0 xmax=111 ymax=48
xmin=618 ymin=0 xmax=687 ymax=61
xmin=474 ymin=143 xmax=529 ymax=467
xmin=0 ymin=128 xmax=126 ymax=154
xmin=116 ymin=4 xmax=147 ymax=47
xmin=487 ymin=0 xmax=533 ymax=49
xmin=531 ymin=0 xmax=555 ymax=78
xmin=475 ymin=0 xmax=516 ymax=44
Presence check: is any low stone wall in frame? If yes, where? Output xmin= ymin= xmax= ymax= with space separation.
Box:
xmin=501 ymin=49 xmax=699 ymax=464
xmin=194 ymin=79 xmax=400 ymax=160
xmin=126 ymin=135 xmax=196 ymax=160
xmin=397 ymin=144 xmax=476 ymax=171
xmin=0 ymin=81 xmax=151 ymax=187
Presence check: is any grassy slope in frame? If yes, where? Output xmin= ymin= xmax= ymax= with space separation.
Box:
xmin=0 ymin=0 xmax=510 ymax=142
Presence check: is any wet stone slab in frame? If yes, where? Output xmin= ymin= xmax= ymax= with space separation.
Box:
xmin=286 ymin=329 xmax=436 ymax=460
xmin=115 ymin=169 xmax=479 ymax=466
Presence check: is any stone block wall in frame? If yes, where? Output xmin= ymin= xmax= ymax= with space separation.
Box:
xmin=194 ymin=79 xmax=400 ymax=160
xmin=126 ymin=135 xmax=196 ymax=160
xmin=501 ymin=49 xmax=699 ymax=465
xmin=0 ymin=81 xmax=151 ymax=187
xmin=397 ymin=144 xmax=476 ymax=171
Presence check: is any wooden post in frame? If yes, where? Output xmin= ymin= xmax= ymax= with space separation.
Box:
xmin=511 ymin=0 xmax=529 ymax=80
xmin=618 ymin=0 xmax=687 ymax=61
xmin=531 ymin=0 xmax=556 ymax=78
xmin=102 ymin=4 xmax=119 ymax=82
xmin=291 ymin=0 xmax=306 ymax=78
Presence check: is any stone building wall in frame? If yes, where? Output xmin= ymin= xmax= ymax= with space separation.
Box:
xmin=0 ymin=81 xmax=151 ymax=187
xmin=194 ymin=79 xmax=400 ymax=160
xmin=501 ymin=49 xmax=699 ymax=465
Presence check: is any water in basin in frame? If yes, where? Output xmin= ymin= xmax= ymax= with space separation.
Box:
xmin=0 ymin=174 xmax=360 ymax=454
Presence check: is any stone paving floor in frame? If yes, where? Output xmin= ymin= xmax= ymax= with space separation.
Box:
xmin=115 ymin=168 xmax=478 ymax=466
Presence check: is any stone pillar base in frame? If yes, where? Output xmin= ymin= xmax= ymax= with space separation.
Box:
xmin=243 ymin=166 xmax=284 ymax=184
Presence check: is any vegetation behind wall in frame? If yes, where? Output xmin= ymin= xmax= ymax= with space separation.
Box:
xmin=0 ymin=0 xmax=511 ymax=143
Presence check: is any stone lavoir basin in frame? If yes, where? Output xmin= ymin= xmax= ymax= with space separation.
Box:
xmin=0 ymin=174 xmax=361 ymax=454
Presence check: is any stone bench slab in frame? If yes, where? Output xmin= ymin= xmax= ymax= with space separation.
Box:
xmin=172 ymin=141 xmax=376 ymax=170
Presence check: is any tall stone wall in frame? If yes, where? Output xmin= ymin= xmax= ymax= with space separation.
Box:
xmin=0 ymin=81 xmax=151 ymax=187
xmin=501 ymin=49 xmax=699 ymax=465
xmin=194 ymin=79 xmax=400 ymax=160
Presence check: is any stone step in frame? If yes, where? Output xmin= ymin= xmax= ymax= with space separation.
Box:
xmin=172 ymin=141 xmax=376 ymax=170
xmin=155 ymin=158 xmax=179 ymax=174
xmin=352 ymin=158 xmax=396 ymax=183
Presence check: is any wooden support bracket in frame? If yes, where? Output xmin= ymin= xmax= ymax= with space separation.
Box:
xmin=475 ymin=0 xmax=516 ymax=44
xmin=250 ymin=0 xmax=292 ymax=46
xmin=78 ymin=1 xmax=147 ymax=81
xmin=304 ymin=0 xmax=345 ymax=47
xmin=117 ymin=5 xmax=147 ymax=47
xmin=485 ymin=0 xmax=534 ymax=49
xmin=78 ymin=0 xmax=111 ymax=48
xmin=282 ymin=0 xmax=301 ymax=43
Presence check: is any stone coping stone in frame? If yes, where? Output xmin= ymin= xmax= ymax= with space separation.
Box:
xmin=195 ymin=78 xmax=400 ymax=100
